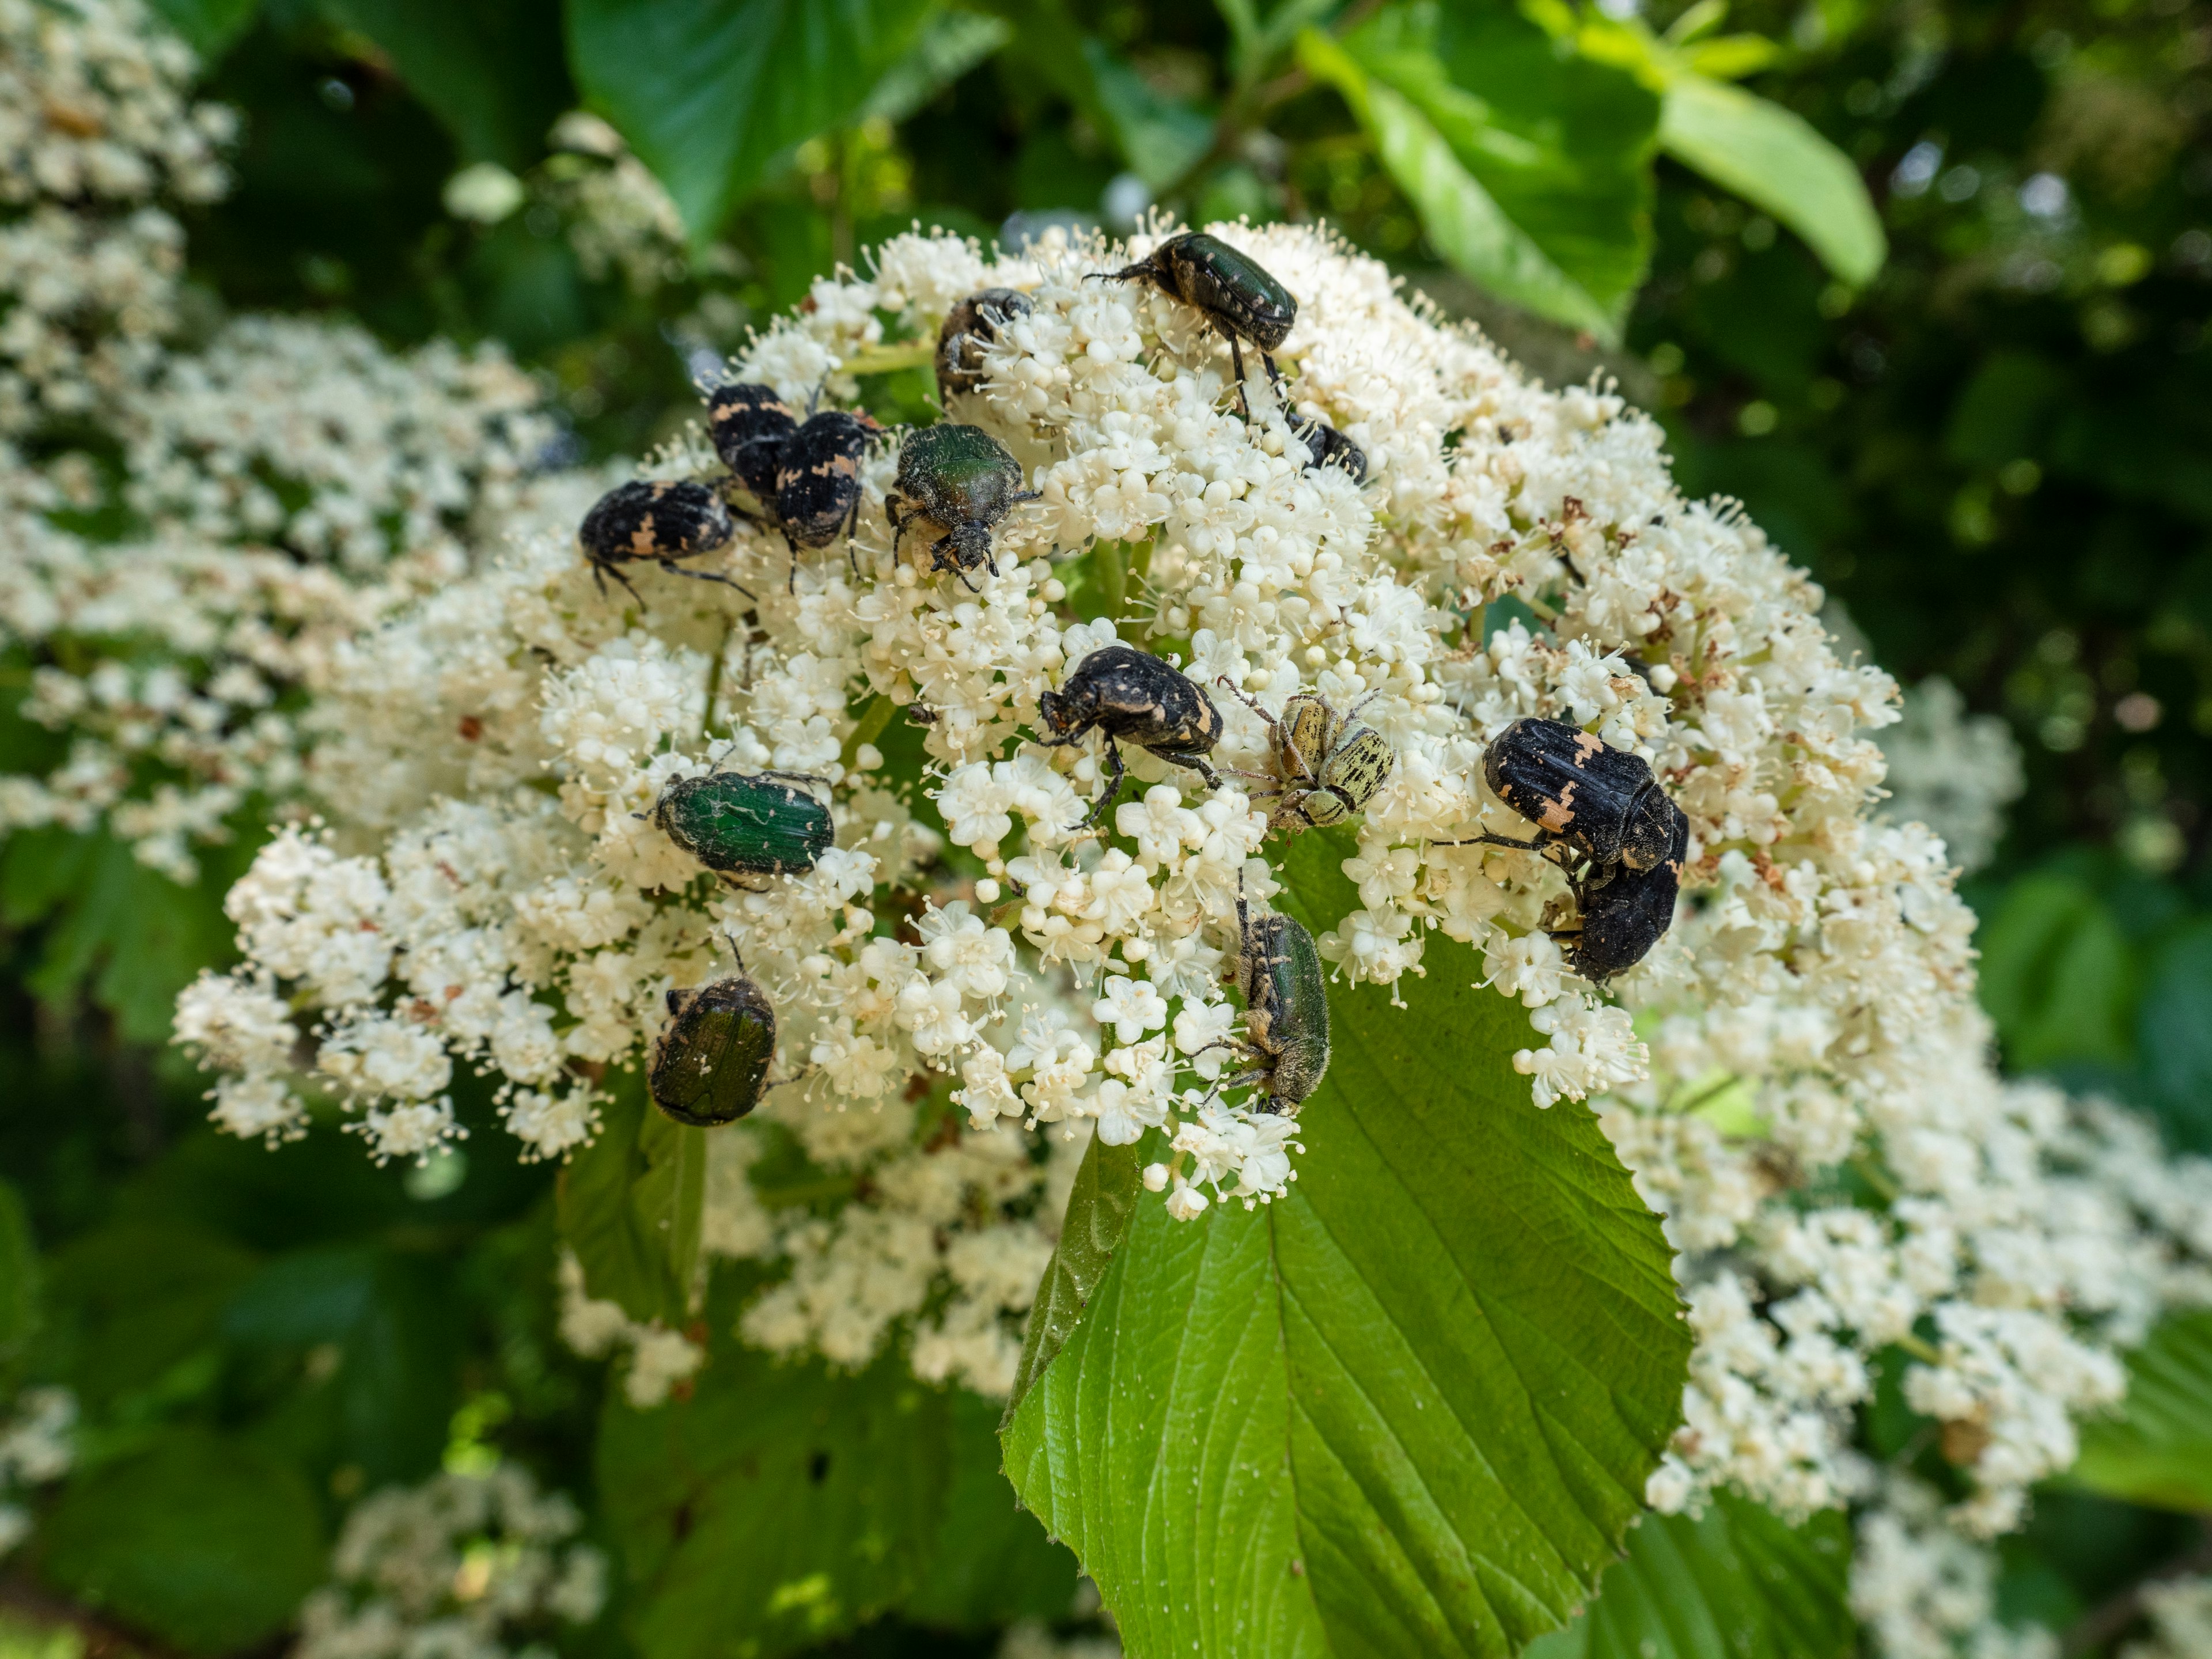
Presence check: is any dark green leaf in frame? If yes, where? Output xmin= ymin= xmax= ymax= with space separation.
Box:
xmin=597 ymin=1344 xmax=952 ymax=1659
xmin=861 ymin=10 xmax=1015 ymax=127
xmin=1527 ymin=1492 xmax=1854 ymax=1659
xmin=556 ymin=1073 xmax=707 ymax=1327
xmin=1976 ymin=873 xmax=2137 ymax=1073
xmin=563 ymin=0 xmax=940 ymax=240
xmin=0 ymin=1177 xmax=36 ymax=1378
xmin=323 ymin=0 xmax=574 ymax=168
xmin=1345 ymin=4 xmax=1662 ymax=325
xmin=2071 ymin=1310 xmax=2212 ymax=1512
xmin=903 ymin=1389 xmax=1081 ymax=1630
xmin=41 ymin=1225 xmax=257 ymax=1409
xmin=41 ymin=1428 xmax=326 ymax=1656
xmin=1083 ymin=39 xmax=1215 ymax=190
xmin=145 ymin=0 xmax=263 ymax=56
xmin=1300 ymin=29 xmax=1618 ymax=339
xmin=1001 ymin=831 xmax=1688 ymax=1657
xmin=1657 ymin=74 xmax=1885 ymax=286
xmin=2138 ymin=921 xmax=2212 ymax=1152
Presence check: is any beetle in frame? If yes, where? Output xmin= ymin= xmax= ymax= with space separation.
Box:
xmin=637 ymin=764 xmax=832 ymax=889
xmin=886 ymin=423 xmax=1040 ymax=589
xmin=648 ymin=956 xmax=777 ymax=1126
xmin=1036 ymin=644 xmax=1224 ymax=830
xmin=1219 ymin=683 xmax=1395 ymax=832
xmin=772 ymin=407 xmax=883 ymax=584
xmin=1555 ymin=810 xmax=1688 ymax=982
xmin=578 ymin=480 xmax=753 ymax=603
xmin=1291 ymin=414 xmax=1368 ymax=484
xmin=706 ymin=381 xmax=798 ymax=505
xmin=1198 ymin=883 xmax=1330 ymax=1116
xmin=935 ymin=287 xmax=1033 ymax=402
xmin=1096 ymin=232 xmax=1296 ymax=416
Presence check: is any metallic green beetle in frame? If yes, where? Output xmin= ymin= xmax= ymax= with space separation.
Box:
xmin=1207 ymin=885 xmax=1330 ymax=1116
xmin=639 ymin=766 xmax=832 ymax=889
xmin=887 ymin=423 xmax=1040 ymax=590
xmin=1221 ymin=683 xmax=1395 ymax=833
xmin=648 ymin=960 xmax=777 ymax=1126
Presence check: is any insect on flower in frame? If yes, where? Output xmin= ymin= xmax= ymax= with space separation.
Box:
xmin=772 ymin=406 xmax=883 ymax=586
xmin=1037 ymin=644 xmax=1224 ymax=829
xmin=886 ymin=423 xmax=1040 ymax=589
xmin=1291 ymin=413 xmax=1367 ymax=484
xmin=1221 ymin=684 xmax=1394 ymax=832
xmin=1096 ymin=231 xmax=1296 ymax=416
xmin=1199 ymin=882 xmax=1330 ymax=1116
xmin=706 ymin=381 xmax=798 ymax=506
xmin=935 ymin=287 xmax=1033 ymax=402
xmin=578 ymin=480 xmax=752 ymax=603
xmin=637 ymin=763 xmax=833 ymax=891
xmin=648 ymin=950 xmax=779 ymax=1127
xmin=1435 ymin=717 xmax=1691 ymax=980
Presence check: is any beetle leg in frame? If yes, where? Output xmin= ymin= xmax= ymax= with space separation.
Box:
xmin=599 ymin=562 xmax=646 ymax=607
xmin=1262 ymin=352 xmax=1285 ymax=395
xmin=782 ymin=529 xmax=801 ymax=594
xmin=1151 ymin=748 xmax=1222 ymax=789
xmin=716 ymin=872 xmax=776 ymax=895
xmin=1070 ymin=736 xmax=1128 ymax=831
xmin=1223 ymin=328 xmax=1252 ymax=418
xmin=661 ymin=562 xmax=759 ymax=601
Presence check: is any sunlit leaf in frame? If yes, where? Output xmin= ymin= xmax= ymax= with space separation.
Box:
xmin=555 ymin=1073 xmax=706 ymax=1326
xmin=2071 ymin=1310 xmax=2212 ymax=1512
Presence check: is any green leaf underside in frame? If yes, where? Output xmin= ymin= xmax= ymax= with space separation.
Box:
xmin=1300 ymin=31 xmax=1618 ymax=342
xmin=1002 ymin=833 xmax=1688 ymax=1657
xmin=1345 ymin=5 xmax=1660 ymax=325
xmin=1004 ymin=1128 xmax=1146 ymax=1416
xmin=1526 ymin=1492 xmax=1854 ymax=1659
xmin=598 ymin=1340 xmax=1076 ymax=1659
xmin=2071 ymin=1310 xmax=2212 ymax=1512
xmin=565 ymin=0 xmax=940 ymax=241
xmin=556 ymin=1073 xmax=706 ymax=1327
xmin=1657 ymin=75 xmax=1885 ymax=287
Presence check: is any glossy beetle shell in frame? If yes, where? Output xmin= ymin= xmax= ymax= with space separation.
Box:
xmin=650 ymin=771 xmax=831 ymax=879
xmin=707 ymin=382 xmax=798 ymax=502
xmin=1560 ymin=804 xmax=1689 ymax=981
xmin=579 ymin=480 xmax=734 ymax=566
xmin=648 ymin=974 xmax=776 ymax=1126
xmin=893 ymin=423 xmax=1028 ymax=554
xmin=1232 ymin=905 xmax=1330 ymax=1113
xmin=1292 ymin=414 xmax=1368 ymax=484
xmin=775 ymin=410 xmax=880 ymax=549
xmin=1111 ymin=232 xmax=1296 ymax=350
xmin=935 ymin=287 xmax=1033 ymax=401
xmin=1483 ymin=716 xmax=1681 ymax=872
xmin=1040 ymin=645 xmax=1222 ymax=756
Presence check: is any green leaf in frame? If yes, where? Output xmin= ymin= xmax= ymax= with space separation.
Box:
xmin=1001 ymin=831 xmax=1689 ymax=1657
xmin=1299 ymin=29 xmax=1619 ymax=340
xmin=1975 ymin=873 xmax=2137 ymax=1073
xmin=859 ymin=10 xmax=1015 ymax=127
xmin=323 ymin=0 xmax=574 ymax=168
xmin=145 ymin=0 xmax=262 ymax=56
xmin=597 ymin=1344 xmax=953 ymax=1659
xmin=41 ymin=1428 xmax=327 ymax=1656
xmin=1526 ymin=1492 xmax=1854 ymax=1659
xmin=2071 ymin=1310 xmax=2212 ymax=1512
xmin=1003 ymin=1127 xmax=1144 ymax=1415
xmin=0 ymin=1177 xmax=36 ymax=1379
xmin=40 ymin=1225 xmax=257 ymax=1410
xmin=1343 ymin=3 xmax=1662 ymax=325
xmin=556 ymin=1073 xmax=707 ymax=1327
xmin=2138 ymin=921 xmax=2212 ymax=1153
xmin=1083 ymin=38 xmax=1215 ymax=191
xmin=563 ymin=0 xmax=940 ymax=241
xmin=1657 ymin=74 xmax=1884 ymax=286
xmin=903 ymin=1390 xmax=1082 ymax=1630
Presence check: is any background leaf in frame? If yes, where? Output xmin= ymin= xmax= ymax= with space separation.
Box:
xmin=1001 ymin=832 xmax=1688 ymax=1657
xmin=144 ymin=0 xmax=262 ymax=56
xmin=0 ymin=1178 xmax=34 ymax=1380
xmin=556 ymin=1075 xmax=706 ymax=1327
xmin=40 ymin=1429 xmax=326 ymax=1655
xmin=1975 ymin=871 xmax=2137 ymax=1073
xmin=1657 ymin=73 xmax=1885 ymax=286
xmin=2070 ymin=1311 xmax=2212 ymax=1512
xmin=563 ymin=0 xmax=940 ymax=241
xmin=323 ymin=0 xmax=574 ymax=168
xmin=1084 ymin=38 xmax=1216 ymax=191
xmin=1525 ymin=1492 xmax=1854 ymax=1659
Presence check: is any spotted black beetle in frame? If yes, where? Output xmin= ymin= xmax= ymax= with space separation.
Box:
xmin=1196 ymin=881 xmax=1330 ymax=1116
xmin=648 ymin=955 xmax=777 ymax=1126
xmin=638 ymin=764 xmax=832 ymax=890
xmin=1037 ymin=644 xmax=1224 ymax=830
xmin=1097 ymin=231 xmax=1296 ymax=416
xmin=706 ymin=381 xmax=798 ymax=505
xmin=887 ymin=423 xmax=1040 ymax=589
xmin=772 ymin=407 xmax=882 ymax=585
xmin=936 ymin=288 xmax=1033 ymax=402
xmin=1291 ymin=414 xmax=1368 ymax=484
xmin=578 ymin=480 xmax=752 ymax=603
xmin=1558 ymin=812 xmax=1688 ymax=982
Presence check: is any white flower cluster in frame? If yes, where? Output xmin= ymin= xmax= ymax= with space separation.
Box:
xmin=1850 ymin=1475 xmax=2057 ymax=1659
xmin=1878 ymin=677 xmax=2025 ymax=874
xmin=0 ymin=1386 xmax=74 ymax=1559
xmin=0 ymin=0 xmax=232 ymax=434
xmin=2126 ymin=1577 xmax=2212 ymax=1659
xmin=294 ymin=1463 xmax=606 ymax=1659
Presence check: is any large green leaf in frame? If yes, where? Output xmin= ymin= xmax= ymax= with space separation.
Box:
xmin=1001 ymin=832 xmax=1688 ymax=1657
xmin=902 ymin=1389 xmax=1082 ymax=1630
xmin=324 ymin=0 xmax=574 ymax=168
xmin=1003 ymin=1127 xmax=1145 ymax=1411
xmin=1300 ymin=30 xmax=1619 ymax=340
xmin=1657 ymin=74 xmax=1884 ymax=287
xmin=1526 ymin=1492 xmax=1854 ymax=1659
xmin=564 ymin=0 xmax=940 ymax=241
xmin=597 ymin=1343 xmax=954 ymax=1659
xmin=145 ymin=0 xmax=262 ymax=56
xmin=1084 ymin=38 xmax=1215 ymax=191
xmin=41 ymin=1429 xmax=327 ymax=1656
xmin=2138 ymin=921 xmax=2212 ymax=1153
xmin=1344 ymin=3 xmax=1661 ymax=325
xmin=556 ymin=1073 xmax=706 ymax=1327
xmin=39 ymin=1224 xmax=257 ymax=1409
xmin=0 ymin=1178 xmax=34 ymax=1379
xmin=2071 ymin=1310 xmax=2212 ymax=1512
xmin=1974 ymin=872 xmax=2137 ymax=1073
